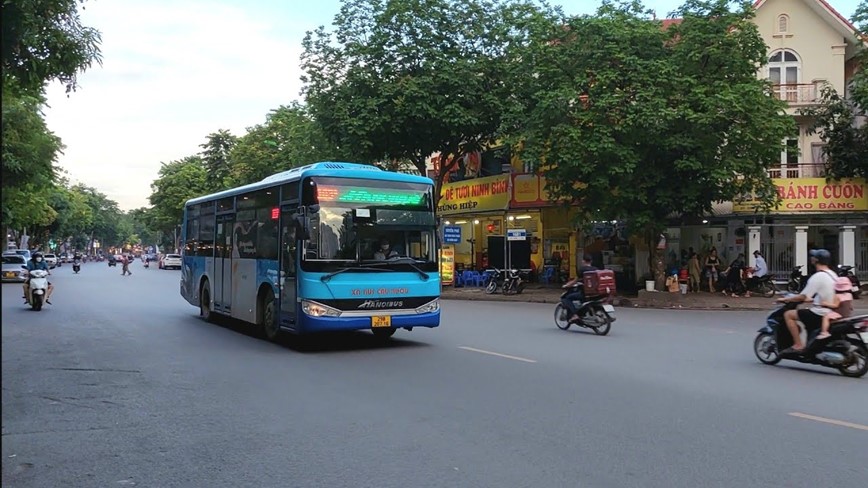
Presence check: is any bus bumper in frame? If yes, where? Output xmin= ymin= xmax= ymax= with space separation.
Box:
xmin=298 ymin=310 xmax=440 ymax=333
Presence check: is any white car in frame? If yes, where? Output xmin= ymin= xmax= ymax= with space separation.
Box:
xmin=161 ymin=254 xmax=182 ymax=270
xmin=43 ymin=253 xmax=58 ymax=268
xmin=2 ymin=254 xmax=28 ymax=282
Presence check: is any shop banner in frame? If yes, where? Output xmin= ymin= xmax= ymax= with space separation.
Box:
xmin=510 ymin=173 xmax=552 ymax=208
xmin=437 ymin=174 xmax=510 ymax=215
xmin=440 ymin=245 xmax=455 ymax=285
xmin=733 ymin=178 xmax=868 ymax=213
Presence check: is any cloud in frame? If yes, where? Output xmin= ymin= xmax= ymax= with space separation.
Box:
xmin=43 ymin=0 xmax=307 ymax=210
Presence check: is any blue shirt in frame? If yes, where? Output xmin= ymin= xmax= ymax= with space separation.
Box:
xmin=27 ymin=260 xmax=49 ymax=271
xmin=753 ymin=256 xmax=768 ymax=277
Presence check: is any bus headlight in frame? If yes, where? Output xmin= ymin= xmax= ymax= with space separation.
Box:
xmin=415 ymin=298 xmax=440 ymax=314
xmin=301 ymin=300 xmax=342 ymax=317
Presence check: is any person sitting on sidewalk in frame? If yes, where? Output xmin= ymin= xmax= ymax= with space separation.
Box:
xmin=723 ymin=253 xmax=746 ymax=297
xmin=817 ymin=277 xmax=854 ymax=340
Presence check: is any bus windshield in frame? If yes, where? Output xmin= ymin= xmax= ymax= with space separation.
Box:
xmin=303 ymin=177 xmax=437 ymax=272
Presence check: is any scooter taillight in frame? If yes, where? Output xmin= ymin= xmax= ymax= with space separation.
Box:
xmin=857 ymin=319 xmax=868 ymax=331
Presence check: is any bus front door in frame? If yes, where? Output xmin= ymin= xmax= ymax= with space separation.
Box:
xmin=215 ymin=215 xmax=233 ymax=313
xmin=279 ymin=210 xmax=298 ymax=328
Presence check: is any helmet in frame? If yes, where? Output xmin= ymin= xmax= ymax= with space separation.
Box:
xmin=809 ymin=249 xmax=832 ymax=265
xmin=32 ymin=252 xmax=43 ymax=259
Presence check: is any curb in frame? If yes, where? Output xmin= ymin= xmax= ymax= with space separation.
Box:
xmin=441 ymin=294 xmax=779 ymax=311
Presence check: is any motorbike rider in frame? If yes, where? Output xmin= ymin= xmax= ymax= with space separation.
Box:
xmin=777 ymin=249 xmax=837 ymax=353
xmin=23 ymin=252 xmax=54 ymax=305
xmin=561 ymin=255 xmax=597 ymax=323
xmin=73 ymin=251 xmax=83 ymax=264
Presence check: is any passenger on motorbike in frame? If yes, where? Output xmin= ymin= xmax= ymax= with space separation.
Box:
xmin=23 ymin=252 xmax=54 ymax=305
xmin=561 ymin=255 xmax=597 ymax=323
xmin=777 ymin=249 xmax=836 ymax=353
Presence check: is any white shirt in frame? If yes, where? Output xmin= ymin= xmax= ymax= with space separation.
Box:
xmin=753 ymin=256 xmax=768 ymax=277
xmin=800 ymin=269 xmax=837 ymax=316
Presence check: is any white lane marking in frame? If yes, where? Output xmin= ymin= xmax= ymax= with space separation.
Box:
xmin=458 ymin=346 xmax=537 ymax=363
xmin=788 ymin=412 xmax=868 ymax=432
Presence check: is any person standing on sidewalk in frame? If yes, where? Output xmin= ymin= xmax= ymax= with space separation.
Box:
xmin=121 ymin=255 xmax=132 ymax=276
xmin=688 ymin=252 xmax=701 ymax=293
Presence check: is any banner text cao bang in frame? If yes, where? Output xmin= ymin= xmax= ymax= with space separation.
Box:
xmin=733 ymin=178 xmax=868 ymax=213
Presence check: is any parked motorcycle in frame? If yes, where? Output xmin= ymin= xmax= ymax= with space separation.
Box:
xmin=753 ymin=299 xmax=868 ymax=377
xmin=744 ymin=273 xmax=777 ymax=297
xmin=27 ymin=269 xmax=50 ymax=311
xmin=554 ymin=282 xmax=615 ymax=335
xmin=787 ymin=266 xmax=808 ymax=294
xmin=484 ymin=268 xmax=525 ymax=295
xmin=836 ymin=265 xmax=862 ymax=299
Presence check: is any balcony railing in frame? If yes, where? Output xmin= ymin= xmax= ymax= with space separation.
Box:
xmin=767 ymin=163 xmax=826 ymax=179
xmin=771 ymin=84 xmax=818 ymax=105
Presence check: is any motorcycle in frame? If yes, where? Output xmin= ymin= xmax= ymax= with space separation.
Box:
xmin=484 ymin=268 xmax=525 ymax=295
xmin=787 ymin=266 xmax=808 ymax=293
xmin=753 ymin=299 xmax=868 ymax=377
xmin=554 ymin=282 xmax=615 ymax=336
xmin=72 ymin=259 xmax=81 ymax=274
xmin=836 ymin=265 xmax=862 ymax=299
xmin=27 ymin=269 xmax=50 ymax=311
xmin=744 ymin=272 xmax=777 ymax=297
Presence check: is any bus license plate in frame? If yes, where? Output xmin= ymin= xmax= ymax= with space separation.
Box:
xmin=372 ymin=316 xmax=391 ymax=328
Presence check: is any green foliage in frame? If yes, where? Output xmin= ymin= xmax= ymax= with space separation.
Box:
xmin=200 ymin=129 xmax=238 ymax=191
xmin=2 ymin=0 xmax=102 ymax=95
xmin=148 ymin=156 xmax=210 ymax=235
xmin=803 ymin=1 xmax=868 ymax=179
xmin=301 ymin=0 xmax=555 ymax=195
xmin=508 ymin=0 xmax=793 ymax=232
xmin=1 ymin=85 xmax=63 ymax=229
xmin=227 ymin=103 xmax=346 ymax=186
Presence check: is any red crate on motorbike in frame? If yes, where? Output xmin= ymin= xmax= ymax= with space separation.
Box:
xmin=583 ymin=269 xmax=616 ymax=297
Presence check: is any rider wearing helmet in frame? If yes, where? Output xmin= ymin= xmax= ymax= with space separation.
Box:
xmin=24 ymin=252 xmax=54 ymax=305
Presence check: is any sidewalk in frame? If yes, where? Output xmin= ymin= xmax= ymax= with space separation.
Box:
xmin=441 ymin=285 xmax=868 ymax=313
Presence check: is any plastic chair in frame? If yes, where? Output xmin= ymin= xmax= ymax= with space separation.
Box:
xmin=463 ymin=271 xmax=482 ymax=287
xmin=540 ymin=267 xmax=556 ymax=284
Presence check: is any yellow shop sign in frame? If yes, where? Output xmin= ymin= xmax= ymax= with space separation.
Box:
xmin=733 ymin=178 xmax=868 ymax=213
xmin=437 ymin=174 xmax=510 ymax=215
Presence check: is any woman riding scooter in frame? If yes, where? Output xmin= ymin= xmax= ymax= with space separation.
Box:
xmin=23 ymin=252 xmax=55 ymax=305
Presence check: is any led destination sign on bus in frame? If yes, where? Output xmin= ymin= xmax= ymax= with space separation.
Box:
xmin=316 ymin=186 xmax=425 ymax=205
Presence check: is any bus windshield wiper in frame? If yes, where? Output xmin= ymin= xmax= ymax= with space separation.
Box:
xmin=320 ymin=265 xmax=389 ymax=282
xmin=364 ymin=258 xmax=430 ymax=281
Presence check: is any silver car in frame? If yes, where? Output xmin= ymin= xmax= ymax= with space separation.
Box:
xmin=2 ymin=254 xmax=28 ymax=282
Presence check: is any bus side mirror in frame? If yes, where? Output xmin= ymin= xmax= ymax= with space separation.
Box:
xmin=293 ymin=213 xmax=311 ymax=241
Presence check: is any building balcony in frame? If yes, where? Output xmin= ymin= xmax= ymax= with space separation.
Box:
xmin=771 ymin=84 xmax=820 ymax=106
xmin=767 ymin=163 xmax=825 ymax=179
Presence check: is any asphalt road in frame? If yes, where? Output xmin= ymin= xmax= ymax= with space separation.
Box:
xmin=2 ymin=261 xmax=867 ymax=488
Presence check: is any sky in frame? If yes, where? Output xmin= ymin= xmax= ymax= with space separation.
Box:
xmin=43 ymin=0 xmax=861 ymax=211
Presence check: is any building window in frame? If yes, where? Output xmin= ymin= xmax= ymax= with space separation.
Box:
xmin=777 ymin=14 xmax=789 ymax=33
xmin=768 ymin=50 xmax=800 ymax=101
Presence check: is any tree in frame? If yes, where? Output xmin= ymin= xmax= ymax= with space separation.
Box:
xmin=227 ymin=103 xmax=346 ymax=186
xmin=301 ymin=0 xmax=554 ymax=202
xmin=1 ymin=87 xmax=63 ymax=233
xmin=2 ymin=0 xmax=102 ymax=95
xmin=507 ymin=0 xmax=793 ymax=287
xmin=200 ymin=130 xmax=238 ymax=191
xmin=804 ymin=1 xmax=868 ymax=179
xmin=148 ymin=156 xmax=210 ymax=249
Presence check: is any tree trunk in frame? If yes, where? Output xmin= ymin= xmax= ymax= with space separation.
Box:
xmin=646 ymin=229 xmax=666 ymax=291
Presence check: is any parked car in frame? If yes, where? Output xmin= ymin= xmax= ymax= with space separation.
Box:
xmin=13 ymin=249 xmax=31 ymax=261
xmin=43 ymin=253 xmax=58 ymax=268
xmin=2 ymin=254 xmax=28 ymax=282
xmin=160 ymin=254 xmax=182 ymax=270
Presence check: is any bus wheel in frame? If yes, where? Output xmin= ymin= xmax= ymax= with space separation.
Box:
xmin=261 ymin=293 xmax=280 ymax=342
xmin=200 ymin=281 xmax=214 ymax=322
xmin=372 ymin=328 xmax=396 ymax=340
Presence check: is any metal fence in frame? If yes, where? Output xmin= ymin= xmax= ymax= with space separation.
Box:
xmin=858 ymin=238 xmax=868 ymax=281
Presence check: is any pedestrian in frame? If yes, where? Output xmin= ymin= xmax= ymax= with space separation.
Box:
xmin=688 ymin=252 xmax=701 ymax=292
xmin=704 ymin=248 xmax=721 ymax=293
xmin=121 ymin=255 xmax=132 ymax=276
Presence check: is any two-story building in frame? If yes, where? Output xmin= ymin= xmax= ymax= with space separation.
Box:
xmin=736 ymin=0 xmax=867 ymax=279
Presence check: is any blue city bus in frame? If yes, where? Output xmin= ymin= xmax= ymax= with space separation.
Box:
xmin=180 ymin=162 xmax=441 ymax=340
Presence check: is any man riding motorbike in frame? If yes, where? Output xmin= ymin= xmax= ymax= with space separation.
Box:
xmin=777 ymin=249 xmax=836 ymax=353
xmin=560 ymin=255 xmax=597 ymax=323
xmin=23 ymin=252 xmax=55 ymax=305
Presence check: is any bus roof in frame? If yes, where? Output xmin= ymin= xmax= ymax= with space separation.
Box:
xmin=185 ymin=162 xmax=434 ymax=207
